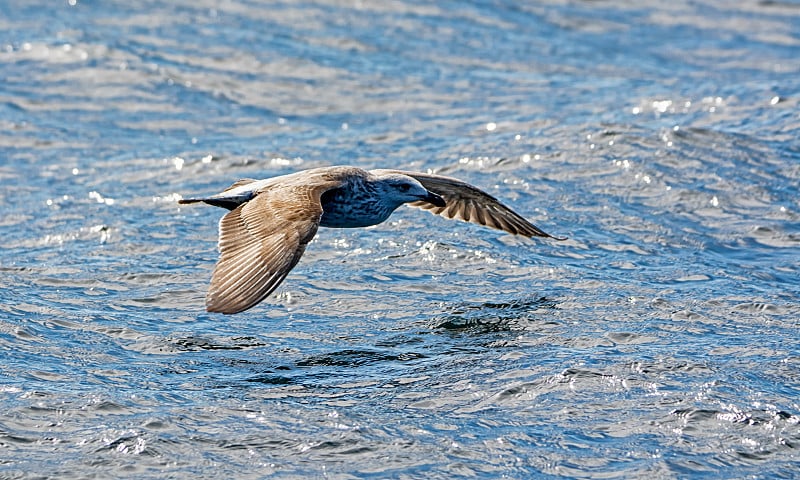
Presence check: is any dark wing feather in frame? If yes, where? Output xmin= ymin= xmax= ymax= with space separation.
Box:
xmin=384 ymin=170 xmax=565 ymax=239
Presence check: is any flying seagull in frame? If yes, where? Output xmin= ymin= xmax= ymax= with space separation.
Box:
xmin=179 ymin=166 xmax=565 ymax=314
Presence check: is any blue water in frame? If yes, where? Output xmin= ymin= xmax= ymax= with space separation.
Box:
xmin=1 ymin=1 xmax=799 ymax=478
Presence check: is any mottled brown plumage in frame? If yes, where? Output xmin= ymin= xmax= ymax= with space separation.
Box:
xmin=179 ymin=166 xmax=564 ymax=314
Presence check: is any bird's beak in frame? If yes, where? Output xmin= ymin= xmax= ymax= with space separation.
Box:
xmin=421 ymin=191 xmax=446 ymax=207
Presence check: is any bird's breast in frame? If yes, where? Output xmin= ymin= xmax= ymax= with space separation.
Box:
xmin=319 ymin=187 xmax=395 ymax=228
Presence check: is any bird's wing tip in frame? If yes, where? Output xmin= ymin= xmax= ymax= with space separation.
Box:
xmin=206 ymin=303 xmax=240 ymax=315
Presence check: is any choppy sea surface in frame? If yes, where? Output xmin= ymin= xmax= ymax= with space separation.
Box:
xmin=1 ymin=1 xmax=799 ymax=478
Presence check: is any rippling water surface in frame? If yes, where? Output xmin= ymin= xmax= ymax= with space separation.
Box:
xmin=1 ymin=1 xmax=799 ymax=478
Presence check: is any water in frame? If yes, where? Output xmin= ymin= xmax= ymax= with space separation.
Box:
xmin=1 ymin=0 xmax=799 ymax=478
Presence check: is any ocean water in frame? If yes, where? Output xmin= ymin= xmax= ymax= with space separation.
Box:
xmin=1 ymin=0 xmax=799 ymax=478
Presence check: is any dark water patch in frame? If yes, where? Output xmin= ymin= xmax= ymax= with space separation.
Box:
xmin=296 ymin=348 xmax=426 ymax=368
xmin=428 ymin=296 xmax=559 ymax=334
xmin=164 ymin=335 xmax=268 ymax=352
xmin=246 ymin=373 xmax=295 ymax=386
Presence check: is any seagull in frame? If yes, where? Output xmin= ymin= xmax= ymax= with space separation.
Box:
xmin=179 ymin=166 xmax=565 ymax=314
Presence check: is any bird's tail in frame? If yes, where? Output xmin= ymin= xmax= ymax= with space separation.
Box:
xmin=177 ymin=196 xmax=244 ymax=210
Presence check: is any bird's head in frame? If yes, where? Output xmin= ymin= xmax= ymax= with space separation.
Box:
xmin=373 ymin=173 xmax=446 ymax=208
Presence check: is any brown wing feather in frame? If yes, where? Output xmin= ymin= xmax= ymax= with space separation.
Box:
xmin=387 ymin=170 xmax=565 ymax=239
xmin=206 ymin=185 xmax=326 ymax=314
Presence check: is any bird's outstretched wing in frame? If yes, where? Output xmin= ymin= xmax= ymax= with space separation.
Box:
xmin=377 ymin=170 xmax=566 ymax=239
xmin=206 ymin=185 xmax=325 ymax=314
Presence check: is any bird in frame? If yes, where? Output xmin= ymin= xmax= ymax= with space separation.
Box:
xmin=179 ymin=165 xmax=565 ymax=314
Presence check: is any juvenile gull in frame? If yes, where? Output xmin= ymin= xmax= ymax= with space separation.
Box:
xmin=179 ymin=166 xmax=564 ymax=314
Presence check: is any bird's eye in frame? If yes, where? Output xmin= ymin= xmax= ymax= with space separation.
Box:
xmin=398 ymin=184 xmax=411 ymax=192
